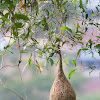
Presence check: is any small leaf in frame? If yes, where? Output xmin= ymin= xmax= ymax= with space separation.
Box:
xmin=4 ymin=45 xmax=10 ymax=49
xmin=0 ymin=17 xmax=11 ymax=24
xmin=96 ymin=7 xmax=99 ymax=12
xmin=79 ymin=0 xmax=85 ymax=12
xmin=91 ymin=14 xmax=95 ymax=17
xmin=72 ymin=60 xmax=76 ymax=66
xmin=77 ymin=49 xmax=81 ymax=57
xmin=49 ymin=58 xmax=54 ymax=66
xmin=96 ymin=36 xmax=100 ymax=38
xmin=80 ymin=0 xmax=83 ymax=8
xmin=73 ymin=0 xmax=77 ymax=6
xmin=62 ymin=40 xmax=66 ymax=46
xmin=28 ymin=53 xmax=32 ymax=67
xmin=69 ymin=69 xmax=77 ymax=79
xmin=85 ymin=14 xmax=88 ymax=19
xmin=98 ymin=51 xmax=100 ymax=56
xmin=56 ymin=0 xmax=60 ymax=8
xmin=13 ymin=0 xmax=18 ymax=6
xmin=23 ymin=33 xmax=29 ymax=40
xmin=36 ymin=60 xmax=43 ymax=72
xmin=21 ymin=50 xmax=28 ymax=53
xmin=9 ymin=1 xmax=15 ymax=10
xmin=55 ymin=60 xmax=59 ymax=66
xmin=82 ymin=48 xmax=88 ymax=50
xmin=14 ymin=14 xmax=29 ymax=21
xmin=15 ymin=22 xmax=23 ymax=28
xmin=73 ymin=34 xmax=83 ymax=40
xmin=60 ymin=27 xmax=72 ymax=33
xmin=95 ymin=44 xmax=100 ymax=50
xmin=1 ymin=2 xmax=8 ymax=9
xmin=67 ymin=36 xmax=69 ymax=41
xmin=64 ymin=60 xmax=69 ymax=64
xmin=63 ymin=5 xmax=65 ymax=13
xmin=55 ymin=38 xmax=61 ymax=43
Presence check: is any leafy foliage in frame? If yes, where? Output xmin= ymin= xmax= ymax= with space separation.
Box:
xmin=0 ymin=0 xmax=100 ymax=81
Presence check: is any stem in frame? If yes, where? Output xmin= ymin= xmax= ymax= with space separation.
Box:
xmin=18 ymin=38 xmax=28 ymax=100
xmin=58 ymin=0 xmax=63 ymax=70
xmin=58 ymin=44 xmax=63 ymax=70
xmin=0 ymin=79 xmax=24 ymax=100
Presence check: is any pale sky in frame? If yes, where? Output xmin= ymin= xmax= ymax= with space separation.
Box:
xmin=87 ymin=0 xmax=100 ymax=9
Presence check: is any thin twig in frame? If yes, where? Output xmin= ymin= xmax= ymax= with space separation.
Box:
xmin=17 ymin=38 xmax=28 ymax=100
xmin=0 ymin=79 xmax=24 ymax=100
xmin=22 ymin=62 xmax=28 ymax=74
xmin=0 ymin=65 xmax=17 ymax=70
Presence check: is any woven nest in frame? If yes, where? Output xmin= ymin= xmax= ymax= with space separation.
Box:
xmin=50 ymin=50 xmax=76 ymax=100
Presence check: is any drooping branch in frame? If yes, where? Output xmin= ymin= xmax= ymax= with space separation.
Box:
xmin=0 ymin=79 xmax=24 ymax=100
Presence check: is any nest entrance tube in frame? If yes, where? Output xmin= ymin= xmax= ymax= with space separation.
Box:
xmin=50 ymin=47 xmax=76 ymax=100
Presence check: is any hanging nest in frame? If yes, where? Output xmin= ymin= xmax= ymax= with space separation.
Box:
xmin=50 ymin=48 xmax=76 ymax=100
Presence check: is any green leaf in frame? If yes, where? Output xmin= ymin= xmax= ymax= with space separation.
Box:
xmin=63 ymin=5 xmax=65 ymax=13
xmin=95 ymin=44 xmax=100 ymax=50
xmin=82 ymin=48 xmax=88 ymax=50
xmin=15 ymin=22 xmax=23 ymax=28
xmin=85 ymin=14 xmax=88 ymax=19
xmin=56 ymin=0 xmax=60 ymax=8
xmin=60 ymin=27 xmax=72 ymax=33
xmin=85 ymin=27 xmax=88 ymax=32
xmin=1 ymin=2 xmax=8 ymax=9
xmin=23 ymin=33 xmax=29 ymax=40
xmin=49 ymin=53 xmax=54 ymax=57
xmin=67 ymin=36 xmax=69 ymax=41
xmin=96 ymin=7 xmax=99 ymax=12
xmin=55 ymin=38 xmax=61 ymax=43
xmin=80 ymin=0 xmax=83 ymax=8
xmin=4 ymin=45 xmax=10 ymax=49
xmin=72 ymin=60 xmax=76 ymax=66
xmin=64 ymin=60 xmax=69 ymax=64
xmin=88 ymin=39 xmax=92 ymax=48
xmin=91 ymin=14 xmax=95 ymax=17
xmin=73 ymin=0 xmax=77 ymax=6
xmin=47 ymin=58 xmax=54 ymax=66
xmin=55 ymin=60 xmax=59 ymax=66
xmin=4 ymin=13 xmax=10 ymax=18
xmin=77 ymin=49 xmax=81 ymax=57
xmin=13 ymin=0 xmax=18 ymax=6
xmin=42 ymin=18 xmax=48 ymax=31
xmin=23 ymin=27 xmax=31 ymax=40
xmin=0 ymin=17 xmax=11 ymax=24
xmin=9 ymin=1 xmax=15 ymax=10
xmin=14 ymin=14 xmax=29 ymax=21
xmin=21 ymin=50 xmax=28 ymax=53
xmin=49 ymin=58 xmax=54 ymax=66
xmin=28 ymin=53 xmax=32 ymax=67
xmin=69 ymin=69 xmax=77 ymax=79
xmin=73 ymin=34 xmax=83 ymax=40
xmin=79 ymin=0 xmax=85 ymax=12
xmin=62 ymin=40 xmax=67 ymax=46
xmin=31 ymin=38 xmax=38 ymax=43
xmin=98 ymin=51 xmax=100 ymax=56
xmin=36 ymin=1 xmax=39 ymax=15
xmin=96 ymin=36 xmax=100 ymax=38
xmin=11 ymin=26 xmax=18 ymax=36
